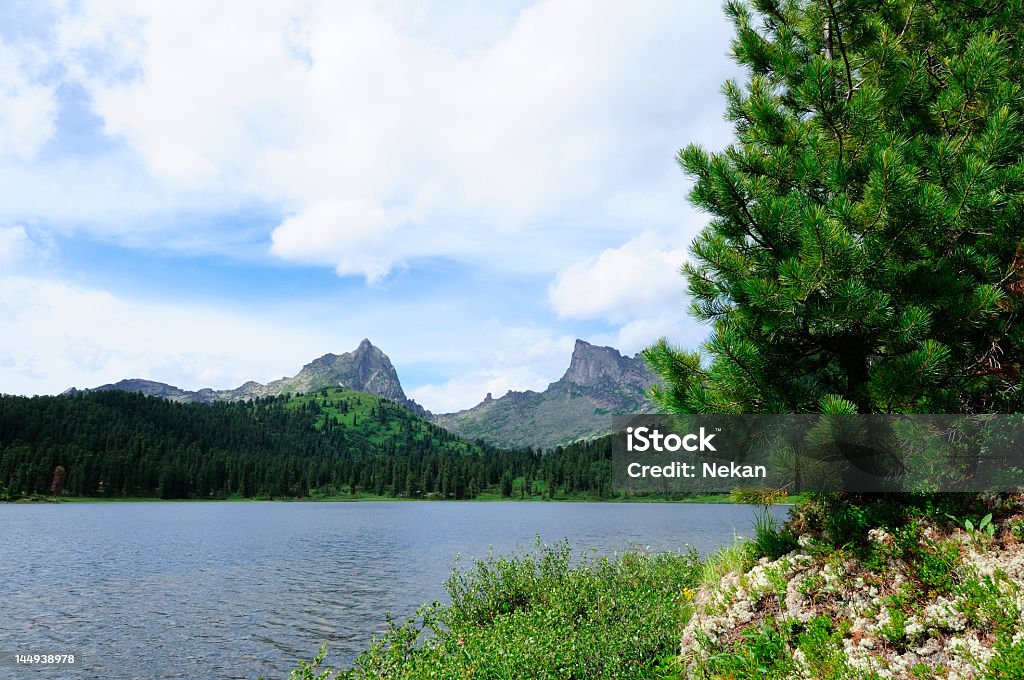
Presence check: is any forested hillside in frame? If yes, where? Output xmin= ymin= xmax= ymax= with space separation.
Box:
xmin=0 ymin=388 xmax=615 ymax=500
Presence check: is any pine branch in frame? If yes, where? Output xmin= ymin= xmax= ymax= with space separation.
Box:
xmin=719 ymin=165 xmax=776 ymax=253
xmin=824 ymin=0 xmax=855 ymax=101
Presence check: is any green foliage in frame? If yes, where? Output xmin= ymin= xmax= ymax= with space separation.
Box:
xmin=957 ymin=573 xmax=1021 ymax=633
xmin=335 ymin=540 xmax=702 ymax=679
xmin=698 ymin=622 xmax=797 ymax=678
xmin=0 ymin=390 xmax=624 ymax=501
xmin=696 ymin=616 xmax=860 ymax=679
xmin=730 ymin=488 xmax=790 ymax=506
xmin=984 ymin=633 xmax=1024 ymax=679
xmin=676 ymin=498 xmax=1024 ymax=680
xmin=875 ymin=594 xmax=911 ymax=647
xmin=912 ymin=539 xmax=961 ymax=595
xmin=645 ymin=0 xmax=1024 ymax=417
xmin=973 ymin=514 xmax=992 ymax=535
xmin=259 ymin=644 xmax=342 ymax=680
xmin=701 ymin=536 xmax=757 ymax=590
xmin=791 ymin=617 xmax=859 ymax=680
xmin=947 ymin=512 xmax=997 ymax=547
xmin=445 ymin=538 xmax=574 ymax=626
xmin=751 ymin=507 xmax=799 ymax=560
xmin=789 ymin=493 xmax=888 ymax=550
xmin=788 ymin=492 xmax=980 ymax=552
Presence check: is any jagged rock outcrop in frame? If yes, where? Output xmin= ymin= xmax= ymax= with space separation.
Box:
xmin=431 ymin=339 xmax=658 ymax=450
xmin=67 ymin=338 xmax=654 ymax=447
xmin=66 ymin=339 xmax=428 ymax=416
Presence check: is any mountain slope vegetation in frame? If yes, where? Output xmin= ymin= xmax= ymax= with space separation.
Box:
xmin=0 ymin=388 xmax=616 ymax=501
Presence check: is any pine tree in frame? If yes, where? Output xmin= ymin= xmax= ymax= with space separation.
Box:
xmin=500 ymin=470 xmax=513 ymax=497
xmin=646 ymin=0 xmax=1024 ymax=416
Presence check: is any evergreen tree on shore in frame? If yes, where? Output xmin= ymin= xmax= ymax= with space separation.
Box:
xmin=645 ymin=0 xmax=1024 ymax=416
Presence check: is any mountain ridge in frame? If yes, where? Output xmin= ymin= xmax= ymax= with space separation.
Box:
xmin=67 ymin=338 xmax=659 ymax=450
xmin=66 ymin=338 xmax=429 ymax=417
xmin=431 ymin=339 xmax=658 ymax=450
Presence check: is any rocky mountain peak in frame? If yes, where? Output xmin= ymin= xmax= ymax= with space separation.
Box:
xmin=287 ymin=340 xmax=415 ymax=408
xmin=303 ymin=353 xmax=338 ymax=370
xmin=560 ymin=339 xmax=637 ymax=386
xmin=352 ymin=340 xmax=388 ymax=369
xmin=71 ymin=339 xmax=427 ymax=417
xmin=433 ymin=338 xmax=659 ymax=450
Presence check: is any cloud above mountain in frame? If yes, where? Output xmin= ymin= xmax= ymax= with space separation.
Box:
xmin=43 ymin=0 xmax=734 ymax=278
xmin=548 ymin=232 xmax=687 ymax=324
xmin=0 ymin=1 xmax=739 ymax=409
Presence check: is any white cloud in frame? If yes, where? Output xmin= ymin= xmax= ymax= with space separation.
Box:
xmin=0 ymin=39 xmax=57 ymax=160
xmin=0 ymin=225 xmax=33 ymax=264
xmin=546 ymin=230 xmax=711 ymax=358
xmin=49 ymin=0 xmax=736 ymax=278
xmin=0 ymin=274 xmax=334 ymax=396
xmin=0 ymin=152 xmax=259 ymax=251
xmin=0 ymin=224 xmax=53 ymax=268
xmin=270 ymin=198 xmax=400 ymax=282
xmin=548 ymin=232 xmax=687 ymax=323
xmin=411 ymin=372 xmax=538 ymax=414
xmin=408 ymin=327 xmax=576 ymax=412
xmin=0 ymin=268 xmax=583 ymax=411
xmin=0 ymin=1 xmax=732 ymax=400
xmin=590 ymin=313 xmax=705 ymax=357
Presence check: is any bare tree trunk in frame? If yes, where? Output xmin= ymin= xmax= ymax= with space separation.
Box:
xmin=50 ymin=465 xmax=66 ymax=497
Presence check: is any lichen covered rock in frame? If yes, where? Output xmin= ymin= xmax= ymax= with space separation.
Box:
xmin=678 ymin=517 xmax=1024 ymax=679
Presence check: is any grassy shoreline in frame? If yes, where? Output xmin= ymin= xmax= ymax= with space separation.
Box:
xmin=6 ymin=492 xmax=797 ymax=505
xmin=280 ymin=495 xmax=1024 ymax=679
xmin=283 ymin=537 xmax=705 ymax=680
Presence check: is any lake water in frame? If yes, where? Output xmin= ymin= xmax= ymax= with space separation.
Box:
xmin=1 ymin=501 xmax=785 ymax=679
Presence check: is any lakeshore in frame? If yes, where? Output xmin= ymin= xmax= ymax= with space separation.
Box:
xmin=1 ymin=500 xmax=777 ymax=678
xmin=8 ymin=492 xmax=801 ymax=504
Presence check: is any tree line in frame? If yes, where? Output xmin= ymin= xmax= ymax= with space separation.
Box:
xmin=0 ymin=389 xmax=615 ymax=500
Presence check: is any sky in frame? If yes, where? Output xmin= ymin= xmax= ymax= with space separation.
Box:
xmin=0 ymin=0 xmax=741 ymax=413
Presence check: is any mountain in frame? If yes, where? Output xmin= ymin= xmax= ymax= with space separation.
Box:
xmin=67 ymin=339 xmax=428 ymax=417
xmin=431 ymin=339 xmax=658 ymax=450
xmin=66 ymin=338 xmax=658 ymax=450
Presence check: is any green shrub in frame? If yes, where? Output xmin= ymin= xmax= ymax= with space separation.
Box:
xmin=700 ymin=536 xmax=756 ymax=590
xmin=751 ymin=508 xmax=799 ymax=561
xmin=261 ymin=644 xmax=341 ymax=680
xmin=444 ymin=538 xmax=573 ymax=626
xmin=695 ymin=616 xmax=862 ymax=680
xmin=792 ymin=616 xmax=856 ymax=680
xmin=957 ymin=574 xmax=1020 ymax=633
xmin=336 ymin=540 xmax=701 ymax=679
xmin=913 ymin=539 xmax=961 ymax=595
xmin=697 ymin=622 xmax=797 ymax=679
xmin=984 ymin=633 xmax=1024 ymax=679
xmin=695 ymin=616 xmax=868 ymax=680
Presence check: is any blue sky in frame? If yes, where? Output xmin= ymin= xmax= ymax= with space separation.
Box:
xmin=0 ymin=0 xmax=740 ymax=412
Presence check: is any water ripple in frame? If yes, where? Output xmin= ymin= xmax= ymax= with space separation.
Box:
xmin=0 ymin=501 xmax=779 ymax=678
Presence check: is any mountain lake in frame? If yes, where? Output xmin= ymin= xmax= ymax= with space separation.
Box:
xmin=1 ymin=501 xmax=785 ymax=679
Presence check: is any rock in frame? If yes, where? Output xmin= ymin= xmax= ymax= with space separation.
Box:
xmin=431 ymin=339 xmax=660 ymax=450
